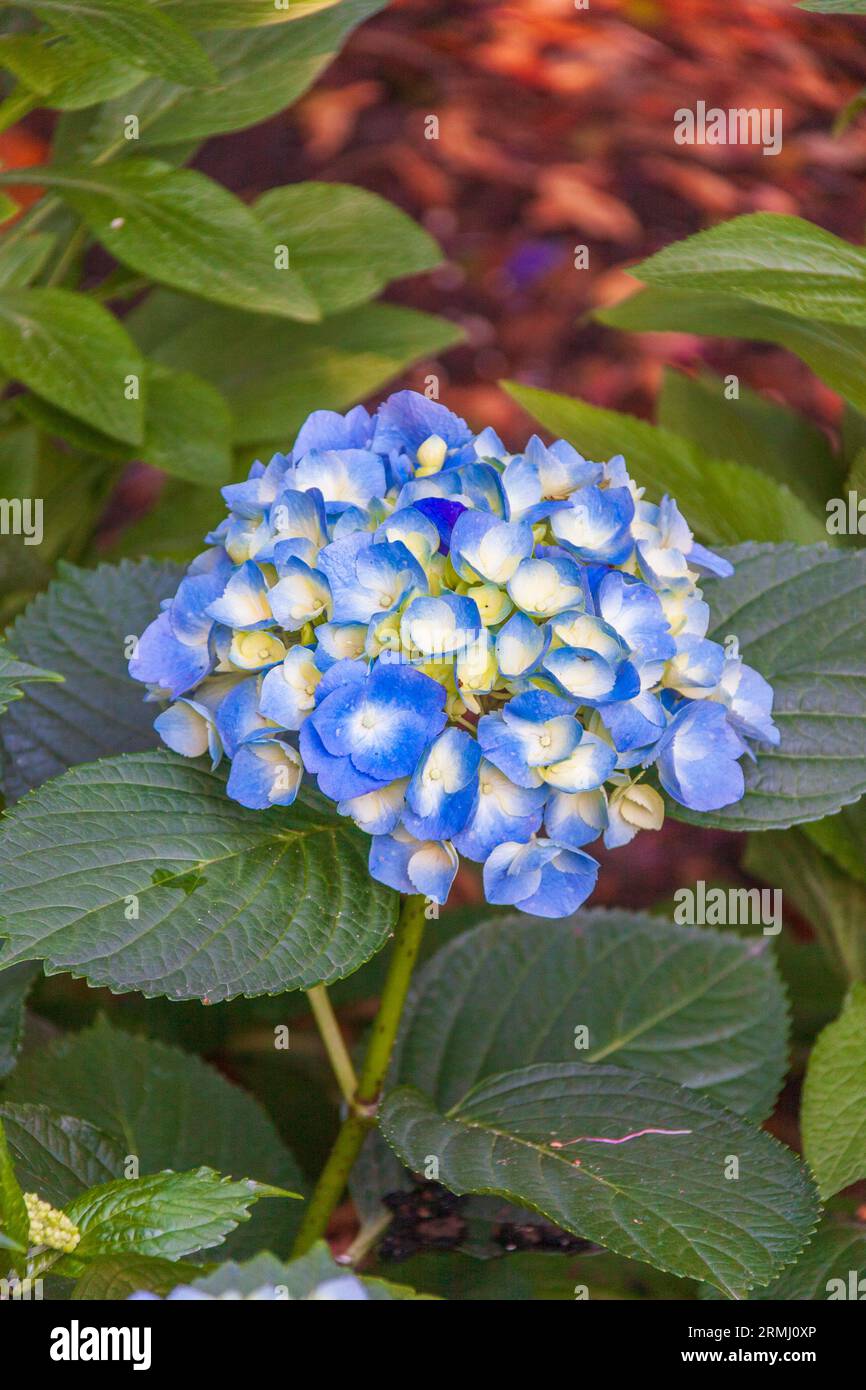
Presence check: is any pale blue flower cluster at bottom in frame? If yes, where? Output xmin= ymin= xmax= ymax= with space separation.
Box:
xmin=129 ymin=390 xmax=779 ymax=919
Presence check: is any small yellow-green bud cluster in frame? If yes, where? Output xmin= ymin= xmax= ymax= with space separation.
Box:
xmin=24 ymin=1193 xmax=80 ymax=1253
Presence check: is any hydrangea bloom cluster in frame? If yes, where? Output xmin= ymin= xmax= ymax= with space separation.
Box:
xmin=129 ymin=391 xmax=778 ymax=918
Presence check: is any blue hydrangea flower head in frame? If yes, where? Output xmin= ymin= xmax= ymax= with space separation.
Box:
xmin=130 ymin=391 xmax=778 ymax=918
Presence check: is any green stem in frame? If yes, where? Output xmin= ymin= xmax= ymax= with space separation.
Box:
xmin=45 ymin=220 xmax=88 ymax=288
xmin=292 ymin=894 xmax=427 ymax=1256
xmin=0 ymin=194 xmax=61 ymax=251
xmin=306 ymin=983 xmax=358 ymax=1109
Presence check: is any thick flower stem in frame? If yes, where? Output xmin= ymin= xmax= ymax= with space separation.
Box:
xmin=292 ymin=894 xmax=427 ymax=1256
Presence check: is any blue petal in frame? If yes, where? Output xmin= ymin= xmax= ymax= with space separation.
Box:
xmin=268 ymin=558 xmax=332 ymax=631
xmin=294 ymin=448 xmax=386 ymax=512
xmin=550 ymin=485 xmax=634 ymax=564
xmin=688 ymin=540 xmax=734 ymax=579
xmin=338 ymin=778 xmax=408 ymax=835
xmin=129 ymin=611 xmax=212 ymax=697
xmin=450 ymin=510 xmax=534 ymax=585
xmin=518 ymin=845 xmax=599 ymax=918
xmin=598 ymin=691 xmax=667 ymax=753
xmin=538 ymin=730 xmax=617 ymax=792
xmin=292 ymin=405 xmax=372 ymax=458
xmin=655 ymin=701 xmax=746 ymax=811
xmin=453 ymin=760 xmax=546 ymax=862
xmin=544 ymin=788 xmax=608 ymax=849
xmin=372 ymin=390 xmax=473 ymax=457
xmin=715 ymin=660 xmax=780 ymax=745
xmin=368 ymin=829 xmax=458 ymax=904
xmin=206 ymin=561 xmax=273 ymax=631
xmin=154 ymin=699 xmax=212 ymax=761
xmin=215 ymin=676 xmax=274 ymax=757
xmin=259 ymin=647 xmax=321 ymax=730
xmin=299 ymin=718 xmax=386 ymax=799
xmin=482 ymin=837 xmax=558 ymax=905
xmin=403 ymin=726 xmax=481 ymax=839
xmin=495 ymin=611 xmax=550 ymax=678
xmin=309 ymin=660 xmax=447 ymax=780
xmin=595 ymin=570 xmax=675 ymax=665
xmin=226 ymin=739 xmax=302 ymax=809
xmin=401 ymin=592 xmax=482 ymax=660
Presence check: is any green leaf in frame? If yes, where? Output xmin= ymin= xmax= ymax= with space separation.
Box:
xmin=804 ymin=799 xmax=866 ymax=885
xmin=0 ymin=1103 xmax=124 ymax=1208
xmin=802 ymin=985 xmax=866 ymax=1199
xmin=745 ymin=829 xmax=866 ymax=981
xmin=747 ymin=1217 xmax=866 ymax=1300
xmin=255 ymin=183 xmax=442 ymax=316
xmin=6 ymin=1018 xmax=306 ymax=1259
xmin=142 ymin=365 xmax=233 ymax=483
xmin=16 ymin=0 xmax=217 ymax=87
xmin=0 ymin=32 xmax=142 ymax=110
xmin=658 ymin=368 xmax=843 ymax=515
xmin=799 ymin=0 xmax=866 ymax=12
xmin=17 ymin=364 xmax=234 ymax=484
xmin=71 ymin=1252 xmax=204 ymax=1299
xmin=0 ymin=1112 xmax=29 ymax=1266
xmin=0 ymin=963 xmax=39 ymax=1080
xmin=59 ymin=0 xmax=387 ymax=157
xmin=0 ymin=233 xmax=55 ymax=290
xmin=0 ymin=448 xmax=112 ymax=625
xmin=0 ymin=288 xmax=144 ymax=444
xmin=0 ymin=642 xmax=62 ymax=718
xmin=162 ymin=0 xmax=342 ymax=26
xmin=672 ymin=543 xmax=866 ymax=830
xmin=773 ymin=935 xmax=845 ymax=1044
xmin=56 ymin=1166 xmax=295 ymax=1275
xmin=502 ymin=381 xmax=827 ymax=546
xmin=634 ymin=214 xmax=866 ymax=328
xmin=0 ymin=750 xmax=399 ymax=1000
xmin=11 ymin=162 xmax=318 ymax=322
xmin=598 ymin=287 xmax=866 ymax=417
xmin=392 ymin=911 xmax=789 ymax=1121
xmin=186 ymin=1245 xmax=429 ymax=1299
xmin=0 ymin=560 xmax=184 ymax=802
xmin=379 ymin=1063 xmax=819 ymax=1297
xmin=131 ymin=293 xmax=463 ymax=446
